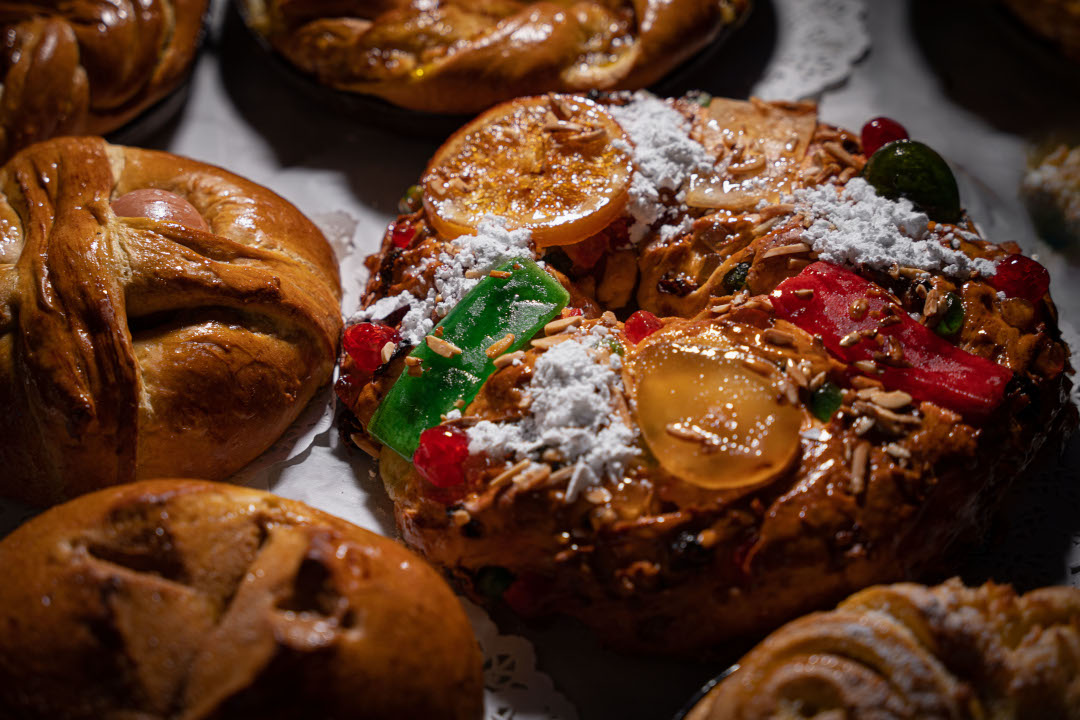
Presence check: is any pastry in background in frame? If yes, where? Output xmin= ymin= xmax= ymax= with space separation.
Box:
xmin=0 ymin=479 xmax=484 ymax=719
xmin=0 ymin=137 xmax=342 ymax=506
xmin=239 ymin=0 xmax=750 ymax=114
xmin=1001 ymin=0 xmax=1080 ymax=61
xmin=1023 ymin=142 xmax=1080 ymax=248
xmin=683 ymin=578 xmax=1080 ymax=719
xmin=0 ymin=0 xmax=210 ymax=161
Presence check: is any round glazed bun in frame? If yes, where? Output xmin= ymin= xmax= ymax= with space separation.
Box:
xmin=0 ymin=0 xmax=210 ymax=161
xmin=0 ymin=479 xmax=484 ymax=719
xmin=0 ymin=137 xmax=343 ymax=506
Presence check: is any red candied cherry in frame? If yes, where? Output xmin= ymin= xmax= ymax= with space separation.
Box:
xmin=390 ymin=219 xmax=417 ymax=249
xmin=342 ymin=323 xmax=400 ymax=373
xmin=561 ymin=307 xmax=584 ymax=318
xmin=502 ymin=571 xmax=549 ymax=617
xmin=989 ymin=254 xmax=1050 ymax=304
xmin=625 ymin=310 xmax=664 ymax=344
xmin=861 ymin=117 xmax=909 ymax=156
xmin=413 ymin=426 xmax=470 ymax=488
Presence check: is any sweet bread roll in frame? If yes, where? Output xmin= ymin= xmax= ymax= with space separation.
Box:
xmin=0 ymin=137 xmax=342 ymax=505
xmin=685 ymin=578 xmax=1080 ymax=719
xmin=0 ymin=0 xmax=209 ymax=161
xmin=337 ymin=92 xmax=1075 ymax=654
xmin=241 ymin=0 xmax=750 ymax=114
xmin=0 ymin=479 xmax=484 ymax=719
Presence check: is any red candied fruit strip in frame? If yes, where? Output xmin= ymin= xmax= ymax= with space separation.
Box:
xmin=625 ymin=310 xmax=663 ymax=344
xmin=771 ymin=262 xmax=1012 ymax=420
xmin=988 ymin=254 xmax=1050 ymax=304
xmin=413 ymin=425 xmax=470 ymax=488
xmin=343 ymin=323 xmax=401 ymax=374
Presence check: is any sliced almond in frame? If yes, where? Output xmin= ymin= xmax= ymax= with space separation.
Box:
xmin=494 ymin=350 xmax=525 ymax=369
xmin=426 ymin=334 xmax=463 ymax=358
xmin=485 ymin=333 xmax=515 ymax=358
xmin=544 ymin=315 xmax=583 ymax=335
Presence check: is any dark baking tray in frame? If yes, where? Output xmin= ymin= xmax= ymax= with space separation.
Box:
xmin=670 ymin=665 xmax=739 ymax=720
xmin=228 ymin=0 xmax=753 ymax=140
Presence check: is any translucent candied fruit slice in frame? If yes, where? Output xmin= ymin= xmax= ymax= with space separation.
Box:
xmin=632 ymin=327 xmax=802 ymax=490
xmin=423 ymin=94 xmax=633 ymax=248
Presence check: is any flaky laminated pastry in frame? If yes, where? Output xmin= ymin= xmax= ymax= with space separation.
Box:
xmin=686 ymin=579 xmax=1080 ymax=719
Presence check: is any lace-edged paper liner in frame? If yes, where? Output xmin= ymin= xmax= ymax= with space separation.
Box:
xmin=752 ymin=0 xmax=870 ymax=100
xmin=462 ymin=599 xmax=580 ymax=720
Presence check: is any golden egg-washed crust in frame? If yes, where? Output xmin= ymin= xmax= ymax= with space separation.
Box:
xmin=0 ymin=138 xmax=342 ymax=506
xmin=0 ymin=0 xmax=209 ymax=161
xmin=242 ymin=0 xmax=749 ymax=114
xmin=338 ymin=94 xmax=1075 ymax=655
xmin=0 ymin=479 xmax=484 ymax=720
xmin=686 ymin=578 xmax=1080 ymax=719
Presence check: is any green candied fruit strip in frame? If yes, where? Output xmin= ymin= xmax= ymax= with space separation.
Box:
xmin=369 ymin=258 xmax=569 ymax=459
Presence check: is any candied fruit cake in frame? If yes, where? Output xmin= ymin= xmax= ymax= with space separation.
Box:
xmin=337 ymin=91 xmax=1075 ymax=654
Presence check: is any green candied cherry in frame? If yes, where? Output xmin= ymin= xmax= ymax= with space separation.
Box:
xmin=474 ymin=566 xmax=516 ymax=599
xmin=809 ymin=381 xmax=843 ymax=422
xmin=398 ymin=184 xmax=424 ymax=214
xmin=369 ymin=258 xmax=569 ymax=458
xmin=932 ymin=292 xmax=964 ymax=337
xmin=863 ymin=139 xmax=961 ymax=224
xmin=722 ymin=261 xmax=751 ymax=294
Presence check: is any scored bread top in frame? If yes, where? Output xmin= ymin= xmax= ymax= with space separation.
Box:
xmin=0 ymin=479 xmax=484 ymax=719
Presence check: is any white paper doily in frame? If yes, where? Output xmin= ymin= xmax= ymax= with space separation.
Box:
xmin=752 ymin=0 xmax=870 ymax=100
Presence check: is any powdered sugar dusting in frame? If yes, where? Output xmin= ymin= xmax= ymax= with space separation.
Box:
xmin=467 ymin=330 xmax=638 ymax=502
xmin=352 ymin=217 xmax=533 ymax=345
xmin=790 ymin=178 xmax=998 ymax=278
xmin=609 ymin=93 xmax=715 ymax=244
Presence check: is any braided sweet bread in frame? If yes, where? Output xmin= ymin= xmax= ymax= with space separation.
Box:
xmin=0 ymin=0 xmax=209 ymax=161
xmin=0 ymin=137 xmax=342 ymax=506
xmin=241 ymin=0 xmax=750 ymax=114
xmin=337 ymin=92 xmax=1074 ymax=654
xmin=685 ymin=578 xmax=1080 ymax=719
xmin=0 ymin=479 xmax=484 ymax=719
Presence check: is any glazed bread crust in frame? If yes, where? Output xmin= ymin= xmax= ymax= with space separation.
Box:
xmin=0 ymin=137 xmax=342 ymax=505
xmin=0 ymin=479 xmax=485 ymax=720
xmin=244 ymin=0 xmax=750 ymax=113
xmin=0 ymin=0 xmax=210 ymax=161
xmin=687 ymin=579 xmax=1080 ymax=719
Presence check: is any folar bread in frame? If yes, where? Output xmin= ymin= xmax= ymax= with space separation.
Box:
xmin=0 ymin=138 xmax=343 ymax=505
xmin=0 ymin=479 xmax=484 ymax=719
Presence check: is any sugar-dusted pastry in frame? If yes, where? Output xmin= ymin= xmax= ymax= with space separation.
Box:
xmin=0 ymin=0 xmax=209 ymax=161
xmin=0 ymin=137 xmax=342 ymax=505
xmin=240 ymin=0 xmax=750 ymax=114
xmin=1023 ymin=141 xmax=1080 ymax=247
xmin=683 ymin=578 xmax=1080 ymax=719
xmin=337 ymin=92 xmax=1074 ymax=654
xmin=0 ymin=479 xmax=484 ymax=719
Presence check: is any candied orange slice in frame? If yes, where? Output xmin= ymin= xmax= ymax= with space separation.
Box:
xmin=632 ymin=325 xmax=802 ymax=490
xmin=422 ymin=94 xmax=633 ymax=248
